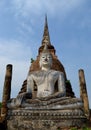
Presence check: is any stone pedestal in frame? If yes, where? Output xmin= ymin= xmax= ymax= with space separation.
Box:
xmin=7 ymin=107 xmax=86 ymax=130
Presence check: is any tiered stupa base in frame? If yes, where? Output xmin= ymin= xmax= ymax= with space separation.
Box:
xmin=7 ymin=109 xmax=85 ymax=130
xmin=7 ymin=106 xmax=86 ymax=130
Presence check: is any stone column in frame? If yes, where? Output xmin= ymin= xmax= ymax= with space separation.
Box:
xmin=1 ymin=64 xmax=12 ymax=119
xmin=78 ymin=69 xmax=89 ymax=118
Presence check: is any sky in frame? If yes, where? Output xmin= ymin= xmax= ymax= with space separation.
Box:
xmin=0 ymin=0 xmax=91 ymax=108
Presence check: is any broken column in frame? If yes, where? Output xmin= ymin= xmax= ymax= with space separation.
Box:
xmin=1 ymin=64 xmax=12 ymax=120
xmin=79 ymin=69 xmax=89 ymax=118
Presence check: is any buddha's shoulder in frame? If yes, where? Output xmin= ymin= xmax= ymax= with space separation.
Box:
xmin=28 ymin=70 xmax=45 ymax=76
xmin=50 ymin=70 xmax=64 ymax=75
xmin=28 ymin=70 xmax=64 ymax=76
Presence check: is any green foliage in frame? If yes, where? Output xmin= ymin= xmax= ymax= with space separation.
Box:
xmin=57 ymin=127 xmax=91 ymax=130
xmin=82 ymin=127 xmax=91 ymax=130
xmin=66 ymin=80 xmax=71 ymax=84
xmin=31 ymin=58 xmax=35 ymax=63
xmin=57 ymin=129 xmax=60 ymax=130
xmin=71 ymin=127 xmax=91 ymax=130
xmin=0 ymin=102 xmax=2 ymax=108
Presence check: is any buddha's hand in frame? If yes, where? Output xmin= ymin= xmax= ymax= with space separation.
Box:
xmin=17 ymin=92 xmax=32 ymax=100
xmin=39 ymin=92 xmax=66 ymax=101
xmin=25 ymin=92 xmax=32 ymax=99
xmin=54 ymin=92 xmax=66 ymax=98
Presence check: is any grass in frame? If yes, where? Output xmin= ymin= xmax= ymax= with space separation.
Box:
xmin=57 ymin=127 xmax=91 ymax=130
xmin=71 ymin=127 xmax=91 ymax=130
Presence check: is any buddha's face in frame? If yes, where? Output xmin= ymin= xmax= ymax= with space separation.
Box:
xmin=40 ymin=52 xmax=52 ymax=68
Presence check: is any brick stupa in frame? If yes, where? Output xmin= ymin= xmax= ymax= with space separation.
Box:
xmin=19 ymin=16 xmax=75 ymax=98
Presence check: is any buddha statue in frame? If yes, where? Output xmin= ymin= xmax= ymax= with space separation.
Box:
xmin=7 ymin=45 xmax=65 ymax=107
xmin=27 ymin=44 xmax=66 ymax=100
xmin=7 ymin=45 xmax=83 ymax=110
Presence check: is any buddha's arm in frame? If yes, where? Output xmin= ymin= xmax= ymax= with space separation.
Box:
xmin=58 ymin=72 xmax=66 ymax=96
xmin=27 ymin=75 xmax=34 ymax=94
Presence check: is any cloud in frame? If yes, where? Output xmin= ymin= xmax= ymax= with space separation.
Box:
xmin=0 ymin=39 xmax=32 ymax=99
xmin=0 ymin=59 xmax=29 ymax=99
xmin=0 ymin=39 xmax=32 ymax=60
xmin=6 ymin=0 xmax=86 ymax=42
xmin=11 ymin=0 xmax=85 ymax=19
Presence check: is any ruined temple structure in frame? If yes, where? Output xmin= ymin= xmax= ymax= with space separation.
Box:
xmin=19 ymin=16 xmax=74 ymax=98
xmin=0 ymin=16 xmax=90 ymax=130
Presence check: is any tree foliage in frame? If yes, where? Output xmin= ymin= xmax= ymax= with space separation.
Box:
xmin=31 ymin=58 xmax=35 ymax=63
xmin=0 ymin=102 xmax=2 ymax=108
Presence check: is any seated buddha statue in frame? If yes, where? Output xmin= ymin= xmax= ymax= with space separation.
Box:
xmin=7 ymin=45 xmax=83 ymax=110
xmin=27 ymin=45 xmax=66 ymax=100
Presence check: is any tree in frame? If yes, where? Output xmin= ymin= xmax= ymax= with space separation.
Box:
xmin=31 ymin=58 xmax=35 ymax=63
xmin=0 ymin=102 xmax=2 ymax=108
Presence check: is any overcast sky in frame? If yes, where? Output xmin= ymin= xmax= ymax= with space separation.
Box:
xmin=0 ymin=0 xmax=91 ymax=107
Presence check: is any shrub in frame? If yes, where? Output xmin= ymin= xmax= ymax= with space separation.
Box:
xmin=0 ymin=102 xmax=2 ymax=108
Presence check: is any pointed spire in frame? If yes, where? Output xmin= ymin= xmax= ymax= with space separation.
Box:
xmin=42 ymin=44 xmax=49 ymax=53
xmin=42 ymin=15 xmax=51 ymax=46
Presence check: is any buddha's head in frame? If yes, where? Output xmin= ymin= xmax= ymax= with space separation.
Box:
xmin=39 ymin=45 xmax=53 ymax=69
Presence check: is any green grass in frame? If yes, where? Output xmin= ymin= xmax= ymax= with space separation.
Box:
xmin=82 ymin=127 xmax=91 ymax=130
xmin=57 ymin=127 xmax=91 ymax=130
xmin=71 ymin=127 xmax=91 ymax=130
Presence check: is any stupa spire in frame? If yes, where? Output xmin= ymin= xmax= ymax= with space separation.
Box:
xmin=42 ymin=44 xmax=49 ymax=53
xmin=42 ymin=15 xmax=51 ymax=46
